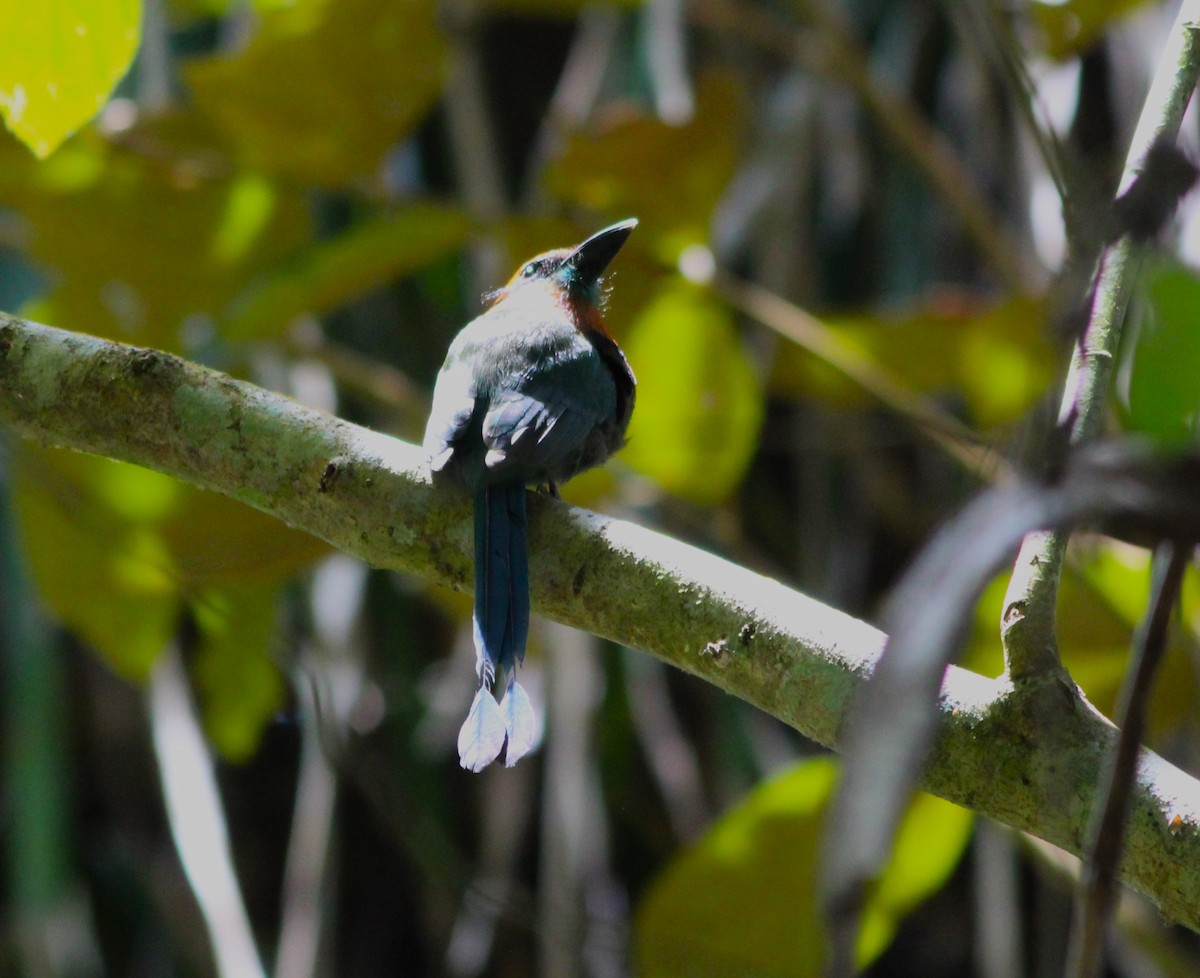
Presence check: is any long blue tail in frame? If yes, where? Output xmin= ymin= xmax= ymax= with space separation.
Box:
xmin=458 ymin=483 xmax=536 ymax=771
xmin=474 ymin=482 xmax=529 ymax=677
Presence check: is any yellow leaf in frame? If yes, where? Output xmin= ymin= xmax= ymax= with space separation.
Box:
xmin=622 ymin=281 xmax=764 ymax=503
xmin=186 ymin=0 xmax=446 ymax=186
xmin=636 ymin=757 xmax=973 ymax=976
xmin=543 ymin=75 xmax=744 ymax=236
xmin=0 ymin=1 xmax=141 ymax=157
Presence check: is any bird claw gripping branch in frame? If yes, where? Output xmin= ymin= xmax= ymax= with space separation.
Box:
xmin=423 ymin=219 xmax=638 ymax=772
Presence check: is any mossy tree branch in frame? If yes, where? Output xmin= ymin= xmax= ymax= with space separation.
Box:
xmin=3 ymin=312 xmax=1200 ymax=929
xmin=1001 ymin=5 xmax=1200 ymax=683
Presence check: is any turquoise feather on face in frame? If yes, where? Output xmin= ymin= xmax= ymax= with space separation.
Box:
xmin=423 ymin=219 xmax=638 ymax=772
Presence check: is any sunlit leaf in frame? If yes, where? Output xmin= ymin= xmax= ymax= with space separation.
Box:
xmin=11 ymin=446 xmax=325 ymax=688
xmin=865 ymin=791 xmax=974 ymax=956
xmin=621 ymin=280 xmax=764 ymax=503
xmin=1032 ymin=0 xmax=1153 ymax=60
xmin=191 ymin=584 xmax=286 ymax=761
xmin=542 ymin=75 xmax=743 ymax=241
xmin=1124 ymin=260 xmax=1200 ymax=445
xmin=771 ymin=293 xmax=1053 ymax=428
xmin=1067 ymin=545 xmax=1198 ymax=737
xmin=635 ymin=757 xmax=973 ymax=977
xmin=0 ymin=128 xmax=310 ymax=350
xmin=959 ymin=573 xmax=1008 ymax=680
xmin=957 ymin=297 xmax=1055 ymax=427
xmin=186 ymin=0 xmax=446 ymax=187
xmin=224 ymin=203 xmax=473 ymax=338
xmin=13 ymin=448 xmax=179 ymax=679
xmin=0 ymin=1 xmax=141 ymax=158
xmin=477 ymin=0 xmax=641 ymax=12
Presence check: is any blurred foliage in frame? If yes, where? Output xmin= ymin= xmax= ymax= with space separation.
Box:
xmin=636 ymin=757 xmax=972 ymax=976
xmin=223 ymin=203 xmax=474 ymax=340
xmin=772 ymin=293 xmax=1054 ymax=428
xmin=1123 ymin=259 xmax=1200 ymax=445
xmin=0 ymin=132 xmax=312 ymax=350
xmin=542 ymin=74 xmax=745 ymax=254
xmin=186 ymin=0 xmax=448 ymax=187
xmin=623 ymin=280 xmax=763 ymax=501
xmin=0 ymin=0 xmax=1199 ymax=975
xmin=12 ymin=445 xmax=323 ymax=757
xmin=190 ymin=583 xmax=287 ymax=760
xmin=1033 ymin=0 xmax=1154 ymax=60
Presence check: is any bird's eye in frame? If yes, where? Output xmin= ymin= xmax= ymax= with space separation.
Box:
xmin=522 ymin=262 xmax=538 ymax=278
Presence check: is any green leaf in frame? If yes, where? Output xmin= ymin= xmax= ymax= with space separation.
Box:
xmin=0 ymin=126 xmax=311 ymax=349
xmin=635 ymin=757 xmax=973 ymax=977
xmin=542 ymin=75 xmax=743 ymax=240
xmin=192 ymin=584 xmax=286 ymax=762
xmin=1032 ymin=0 xmax=1154 ymax=60
xmin=476 ymin=0 xmax=641 ymax=12
xmin=1124 ymin=260 xmax=1200 ymax=446
xmin=160 ymin=487 xmax=329 ymax=586
xmin=0 ymin=1 xmax=141 ymax=158
xmin=1066 ymin=548 xmax=1199 ymax=739
xmin=621 ymin=280 xmax=764 ymax=503
xmin=12 ymin=445 xmax=326 ymax=688
xmin=186 ymin=0 xmax=446 ymax=186
xmin=864 ymin=791 xmax=974 ymax=960
xmin=771 ymin=295 xmax=1053 ymax=429
xmin=13 ymin=448 xmax=181 ymax=680
xmin=224 ymin=203 xmax=473 ymax=339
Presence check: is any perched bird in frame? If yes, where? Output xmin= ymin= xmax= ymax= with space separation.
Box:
xmin=424 ymin=219 xmax=638 ymax=772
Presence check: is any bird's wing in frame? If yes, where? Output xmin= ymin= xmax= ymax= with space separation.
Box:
xmin=423 ymin=357 xmax=478 ymax=475
xmin=480 ymin=358 xmax=615 ymax=479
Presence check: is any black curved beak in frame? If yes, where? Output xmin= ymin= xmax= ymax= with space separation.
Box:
xmin=566 ymin=218 xmax=638 ymax=286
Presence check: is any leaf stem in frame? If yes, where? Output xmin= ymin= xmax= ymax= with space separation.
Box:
xmin=713 ymin=270 xmax=1004 ymax=479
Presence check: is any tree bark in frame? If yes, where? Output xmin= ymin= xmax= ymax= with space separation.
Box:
xmin=3 ymin=312 xmax=1200 ymax=930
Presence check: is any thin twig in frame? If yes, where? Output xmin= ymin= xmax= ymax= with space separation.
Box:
xmin=148 ymin=645 xmax=267 ymax=978
xmin=284 ymin=326 xmax=429 ymax=431
xmin=950 ymin=0 xmax=1071 ymax=206
xmin=713 ymin=269 xmax=1006 ymax=480
xmin=274 ymin=556 xmax=371 ymax=978
xmin=523 ymin=5 xmax=622 ymax=206
xmin=1001 ymin=3 xmax=1200 ymax=682
xmin=1065 ymin=543 xmax=1190 ymax=978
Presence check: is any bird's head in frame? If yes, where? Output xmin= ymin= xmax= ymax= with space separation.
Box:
xmin=490 ymin=219 xmax=638 ymax=314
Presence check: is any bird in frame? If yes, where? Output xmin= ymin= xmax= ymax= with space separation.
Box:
xmin=423 ymin=219 xmax=638 ymax=772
